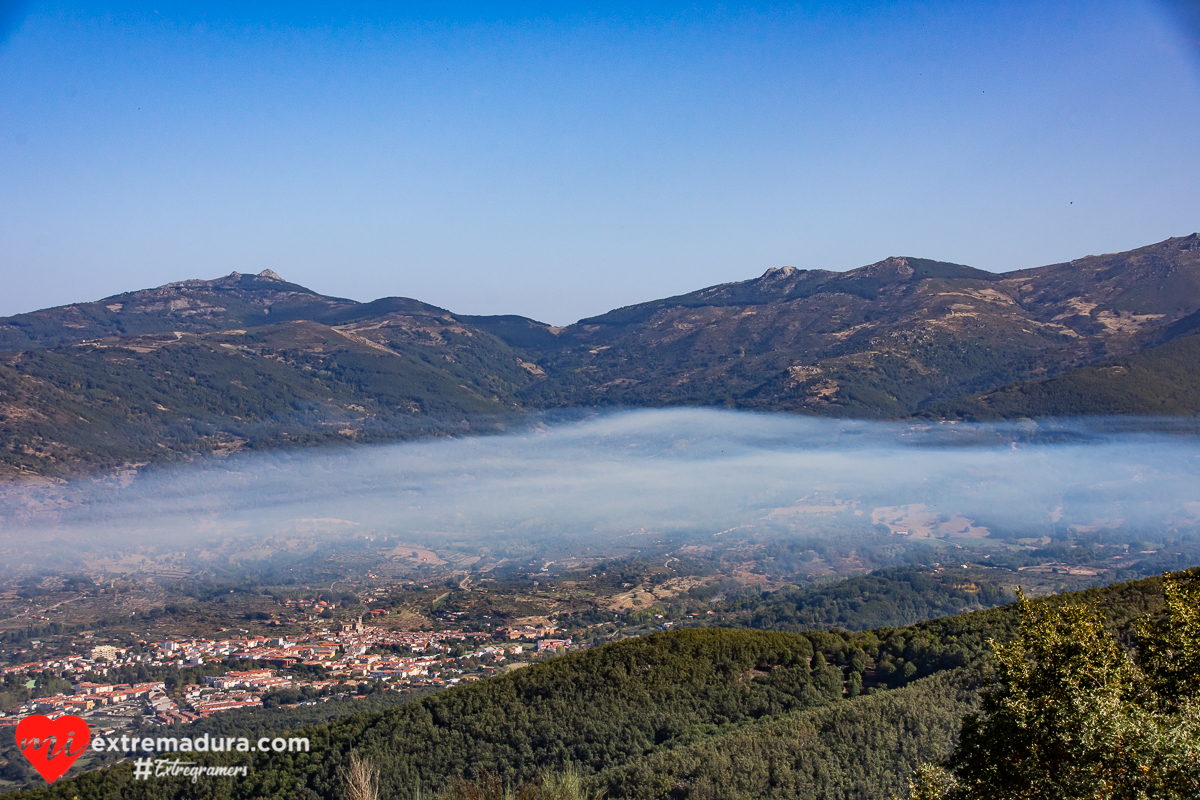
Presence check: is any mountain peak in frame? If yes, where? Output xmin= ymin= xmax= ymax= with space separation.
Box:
xmin=214 ymin=269 xmax=283 ymax=283
xmin=851 ymin=256 xmax=915 ymax=280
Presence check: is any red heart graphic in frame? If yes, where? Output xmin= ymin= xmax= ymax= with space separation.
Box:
xmin=16 ymin=714 xmax=91 ymax=784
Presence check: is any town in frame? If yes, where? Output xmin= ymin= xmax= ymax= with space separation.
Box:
xmin=0 ymin=616 xmax=573 ymax=733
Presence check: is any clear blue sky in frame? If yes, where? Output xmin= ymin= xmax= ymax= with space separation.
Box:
xmin=1 ymin=2 xmax=1198 ymax=324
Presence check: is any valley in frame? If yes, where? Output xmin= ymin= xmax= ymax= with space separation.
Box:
xmin=2 ymin=235 xmax=1199 ymax=798
xmin=6 ymin=4 xmax=1199 ymax=796
xmin=3 ymin=564 xmax=1193 ymax=799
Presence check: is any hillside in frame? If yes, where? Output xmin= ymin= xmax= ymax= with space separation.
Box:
xmin=0 ymin=272 xmax=358 ymax=351
xmin=0 ymin=317 xmax=540 ymax=476
xmin=926 ymin=331 xmax=1200 ymax=420
xmin=3 ymin=234 xmax=1200 ymax=476
xmin=718 ymin=567 xmax=1019 ymax=632
xmin=13 ymin=573 xmax=1177 ymax=800
xmin=511 ymin=235 xmax=1200 ymax=417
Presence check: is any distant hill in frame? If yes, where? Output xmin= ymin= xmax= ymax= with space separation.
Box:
xmin=3 ymin=234 xmax=1200 ymax=476
xmin=511 ymin=235 xmax=1200 ymax=417
xmin=0 ymin=317 xmax=540 ymax=476
xmin=0 ymin=271 xmax=356 ymax=350
xmin=923 ymin=331 xmax=1200 ymax=420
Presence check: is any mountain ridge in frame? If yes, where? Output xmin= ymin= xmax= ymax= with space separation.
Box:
xmin=511 ymin=234 xmax=1200 ymax=416
xmin=3 ymin=233 xmax=1199 ymax=477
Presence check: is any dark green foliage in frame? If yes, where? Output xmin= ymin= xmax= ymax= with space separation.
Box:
xmin=721 ymin=568 xmax=1017 ymax=632
xmin=904 ymin=571 xmax=1200 ymax=800
xmin=950 ymin=597 xmax=1149 ymax=797
xmin=1136 ymin=571 xmax=1200 ymax=703
xmin=334 ymin=629 xmax=827 ymax=800
xmin=596 ymin=670 xmax=978 ymax=800
xmin=928 ymin=333 xmax=1200 ymax=420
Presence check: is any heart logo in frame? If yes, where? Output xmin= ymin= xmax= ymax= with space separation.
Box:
xmin=16 ymin=714 xmax=91 ymax=784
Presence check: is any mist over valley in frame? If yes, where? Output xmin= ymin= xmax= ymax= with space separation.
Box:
xmin=3 ymin=409 xmax=1197 ymax=584
xmin=2 ymin=5 xmax=1199 ymax=791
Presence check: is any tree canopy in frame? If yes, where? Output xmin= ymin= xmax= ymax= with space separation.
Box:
xmin=903 ymin=570 xmax=1200 ymax=800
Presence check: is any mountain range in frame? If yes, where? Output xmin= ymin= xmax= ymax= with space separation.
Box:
xmin=2 ymin=233 xmax=1199 ymax=476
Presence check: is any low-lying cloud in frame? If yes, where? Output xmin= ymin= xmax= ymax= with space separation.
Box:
xmin=2 ymin=409 xmax=1198 ymax=574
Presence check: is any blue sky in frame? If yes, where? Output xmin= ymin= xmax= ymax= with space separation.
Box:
xmin=1 ymin=2 xmax=1198 ymax=324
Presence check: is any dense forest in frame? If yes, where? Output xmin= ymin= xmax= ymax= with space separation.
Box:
xmin=718 ymin=567 xmax=1019 ymax=632
xmin=14 ymin=570 xmax=1193 ymax=800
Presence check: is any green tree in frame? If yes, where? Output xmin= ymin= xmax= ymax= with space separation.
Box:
xmin=1137 ymin=570 xmax=1200 ymax=705
xmin=901 ymin=571 xmax=1200 ymax=800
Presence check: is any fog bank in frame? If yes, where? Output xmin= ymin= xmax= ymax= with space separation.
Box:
xmin=1 ymin=409 xmax=1198 ymax=573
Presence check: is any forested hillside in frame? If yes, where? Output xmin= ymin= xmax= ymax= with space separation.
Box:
xmin=0 ymin=319 xmax=532 ymax=476
xmin=925 ymin=331 xmax=1200 ymax=420
xmin=16 ymin=572 xmax=1184 ymax=800
xmin=718 ymin=568 xmax=1018 ymax=632
xmin=596 ymin=671 xmax=975 ymax=800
